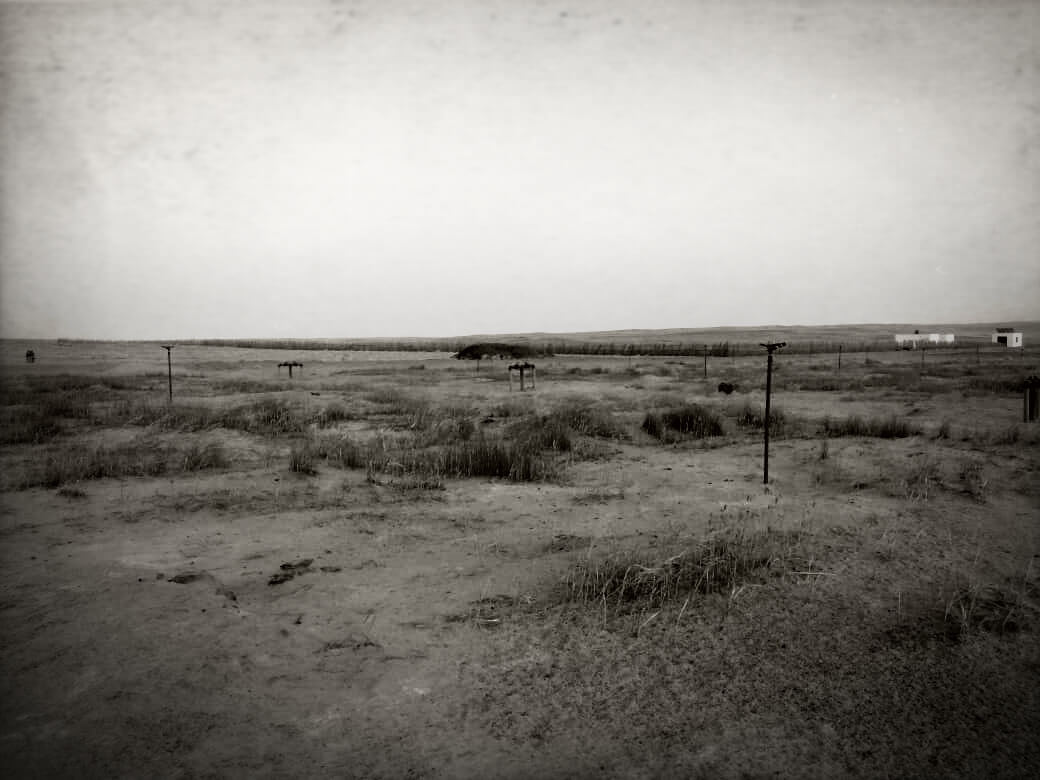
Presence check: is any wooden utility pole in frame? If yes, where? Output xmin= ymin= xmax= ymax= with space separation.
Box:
xmin=760 ymin=342 xmax=786 ymax=485
xmin=161 ymin=345 xmax=174 ymax=404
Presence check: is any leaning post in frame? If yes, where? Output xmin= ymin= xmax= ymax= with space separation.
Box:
xmin=760 ymin=342 xmax=786 ymax=485
xmin=161 ymin=345 xmax=174 ymax=404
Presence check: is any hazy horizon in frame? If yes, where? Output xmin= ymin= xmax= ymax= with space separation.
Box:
xmin=2 ymin=0 xmax=1038 ymax=340
xmin=6 ymin=318 xmax=1038 ymax=345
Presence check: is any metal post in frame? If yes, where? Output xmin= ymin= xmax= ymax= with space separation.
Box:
xmin=760 ymin=342 xmax=786 ymax=485
xmin=838 ymin=344 xmax=842 ymax=374
xmin=161 ymin=345 xmax=174 ymax=404
xmin=764 ymin=351 xmax=772 ymax=484
xmin=704 ymin=346 xmax=708 ymax=379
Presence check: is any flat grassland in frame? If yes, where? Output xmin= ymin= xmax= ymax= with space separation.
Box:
xmin=1 ymin=337 xmax=1039 ymax=778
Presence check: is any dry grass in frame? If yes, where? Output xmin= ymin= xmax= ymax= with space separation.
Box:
xmin=822 ymin=414 xmax=917 ymax=438
xmin=642 ymin=404 xmax=725 ymax=440
xmin=554 ymin=528 xmax=801 ymax=617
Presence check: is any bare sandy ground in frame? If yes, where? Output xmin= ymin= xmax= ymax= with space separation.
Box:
xmin=2 ymin=342 xmax=1038 ymax=778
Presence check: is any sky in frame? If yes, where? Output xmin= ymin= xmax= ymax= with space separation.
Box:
xmin=1 ymin=0 xmax=1038 ymax=339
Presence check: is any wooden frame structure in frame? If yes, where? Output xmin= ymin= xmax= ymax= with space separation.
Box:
xmin=508 ymin=362 xmax=536 ymax=391
xmin=278 ymin=361 xmax=304 ymax=378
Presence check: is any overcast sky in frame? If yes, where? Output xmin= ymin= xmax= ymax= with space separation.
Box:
xmin=1 ymin=0 xmax=1037 ymax=339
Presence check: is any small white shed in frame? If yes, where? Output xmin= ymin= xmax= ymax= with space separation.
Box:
xmin=992 ymin=329 xmax=1023 ymax=348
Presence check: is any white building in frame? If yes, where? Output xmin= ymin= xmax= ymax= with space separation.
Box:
xmin=894 ymin=333 xmax=955 ymax=349
xmin=992 ymin=329 xmax=1023 ymax=348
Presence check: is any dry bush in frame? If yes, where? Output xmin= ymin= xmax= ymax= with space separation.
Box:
xmin=0 ymin=409 xmax=64 ymax=445
xmin=554 ymin=528 xmax=796 ymax=614
xmin=30 ymin=442 xmax=170 ymax=488
xmin=550 ymin=401 xmax=627 ymax=439
xmin=288 ymin=442 xmax=319 ymax=475
xmin=945 ymin=584 xmax=1029 ymax=637
xmin=900 ymin=457 xmax=943 ymax=501
xmin=822 ymin=414 xmax=917 ymax=439
xmin=642 ymin=404 xmax=725 ymax=441
xmin=182 ymin=442 xmax=229 ymax=472
xmin=733 ymin=401 xmax=791 ymax=436
xmin=959 ymin=461 xmax=988 ymax=502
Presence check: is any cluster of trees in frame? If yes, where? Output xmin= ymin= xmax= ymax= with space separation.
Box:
xmin=187 ymin=337 xmax=904 ymax=357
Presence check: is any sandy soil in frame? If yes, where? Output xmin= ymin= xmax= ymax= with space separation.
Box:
xmin=2 ymin=342 xmax=1039 ymax=778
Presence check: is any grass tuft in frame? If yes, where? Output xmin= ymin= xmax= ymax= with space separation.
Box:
xmin=288 ymin=442 xmax=319 ymax=475
xmin=822 ymin=414 xmax=916 ymax=439
xmin=642 ymin=404 xmax=724 ymax=440
xmin=945 ymin=584 xmax=1028 ymax=637
xmin=555 ymin=529 xmax=792 ymax=613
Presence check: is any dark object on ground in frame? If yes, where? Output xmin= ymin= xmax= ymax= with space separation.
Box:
xmin=25 ymin=349 xmax=35 ymax=363
xmin=454 ymin=342 xmax=544 ymax=361
xmin=168 ymin=572 xmax=204 ymax=584
xmin=718 ymin=382 xmax=736 ymax=394
xmin=269 ymin=558 xmax=314 ymax=585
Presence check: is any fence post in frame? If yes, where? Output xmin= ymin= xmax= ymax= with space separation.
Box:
xmin=760 ymin=342 xmax=786 ymax=484
xmin=161 ymin=345 xmax=174 ymax=404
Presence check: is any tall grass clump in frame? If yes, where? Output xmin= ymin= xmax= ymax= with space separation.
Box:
xmin=556 ymin=529 xmax=791 ymax=613
xmin=315 ymin=402 xmax=354 ymax=428
xmin=181 ymin=442 xmax=229 ymax=472
xmin=945 ymin=583 xmax=1028 ymax=637
xmin=0 ymin=410 xmax=64 ymax=445
xmin=734 ymin=402 xmax=787 ymax=434
xmin=642 ymin=404 xmax=724 ymax=440
xmin=439 ymin=435 xmax=559 ymax=482
xmin=550 ymin=401 xmax=627 ymax=439
xmin=33 ymin=443 xmax=170 ymax=488
xmin=822 ymin=414 xmax=916 ymax=439
xmin=508 ymin=415 xmax=573 ymax=452
xmin=247 ymin=398 xmax=306 ymax=433
xmin=288 ymin=442 xmax=319 ymax=475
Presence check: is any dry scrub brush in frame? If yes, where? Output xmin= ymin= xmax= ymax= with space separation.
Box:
xmin=554 ymin=528 xmax=804 ymax=618
xmin=641 ymin=404 xmax=725 ymax=441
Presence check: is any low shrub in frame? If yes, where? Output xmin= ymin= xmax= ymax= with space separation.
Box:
xmin=182 ymin=442 xmax=229 ymax=472
xmin=555 ymin=529 xmax=793 ymax=613
xmin=288 ymin=442 xmax=319 ymax=475
xmin=642 ymin=404 xmax=724 ymax=440
xmin=822 ymin=415 xmax=916 ymax=439
xmin=0 ymin=410 xmax=64 ymax=445
xmin=734 ymin=402 xmax=786 ymax=433
xmin=945 ymin=584 xmax=1027 ymax=636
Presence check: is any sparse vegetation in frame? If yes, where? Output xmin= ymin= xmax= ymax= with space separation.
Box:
xmin=642 ymin=404 xmax=725 ymax=440
xmin=555 ymin=528 xmax=796 ymax=615
xmin=822 ymin=414 xmax=916 ymax=439
xmin=4 ymin=335 xmax=1039 ymax=780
